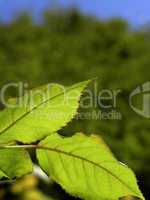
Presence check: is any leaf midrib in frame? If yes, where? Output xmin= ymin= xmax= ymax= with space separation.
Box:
xmin=0 ymin=168 xmax=10 ymax=179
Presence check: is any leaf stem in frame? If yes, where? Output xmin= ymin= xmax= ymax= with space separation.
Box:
xmin=0 ymin=144 xmax=38 ymax=149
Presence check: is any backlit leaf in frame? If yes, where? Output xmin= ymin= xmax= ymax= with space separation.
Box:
xmin=37 ymin=133 xmax=144 ymax=200
xmin=0 ymin=80 xmax=90 ymax=144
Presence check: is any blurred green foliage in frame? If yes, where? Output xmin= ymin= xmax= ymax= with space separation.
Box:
xmin=0 ymin=9 xmax=149 ymax=198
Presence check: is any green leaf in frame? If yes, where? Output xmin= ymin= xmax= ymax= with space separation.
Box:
xmin=37 ymin=133 xmax=144 ymax=200
xmin=0 ymin=80 xmax=90 ymax=144
xmin=0 ymin=169 xmax=6 ymax=179
xmin=0 ymin=148 xmax=33 ymax=180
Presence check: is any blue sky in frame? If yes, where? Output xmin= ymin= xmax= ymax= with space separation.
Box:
xmin=0 ymin=0 xmax=149 ymax=26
